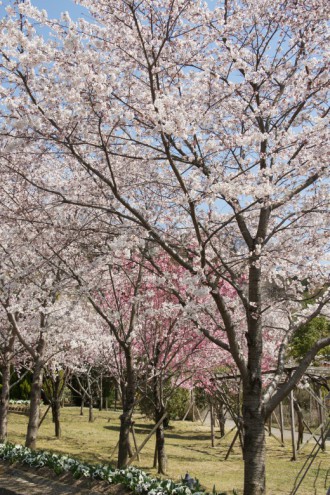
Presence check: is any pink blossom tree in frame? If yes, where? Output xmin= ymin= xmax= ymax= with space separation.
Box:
xmin=133 ymin=264 xmax=207 ymax=474
xmin=51 ymin=241 xmax=152 ymax=468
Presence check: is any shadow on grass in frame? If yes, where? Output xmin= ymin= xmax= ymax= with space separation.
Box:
xmin=103 ymin=424 xmax=211 ymax=442
xmin=104 ymin=425 xmax=121 ymax=433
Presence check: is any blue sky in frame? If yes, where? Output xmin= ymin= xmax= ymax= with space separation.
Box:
xmin=1 ymin=1 xmax=217 ymax=21
xmin=0 ymin=1 xmax=89 ymax=20
xmin=28 ymin=0 xmax=89 ymax=18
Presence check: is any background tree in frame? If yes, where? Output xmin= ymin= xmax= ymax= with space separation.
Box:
xmin=290 ymin=317 xmax=330 ymax=362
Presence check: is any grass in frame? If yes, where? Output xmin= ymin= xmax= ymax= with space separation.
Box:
xmin=6 ymin=406 xmax=330 ymax=495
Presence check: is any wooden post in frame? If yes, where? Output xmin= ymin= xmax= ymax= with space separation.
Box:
xmin=109 ymin=439 xmax=120 ymax=460
xmin=220 ymin=424 xmax=236 ymax=441
xmin=127 ymin=412 xmax=167 ymax=466
xmin=182 ymin=402 xmax=192 ymax=421
xmin=210 ymin=403 xmax=215 ymax=447
xmin=130 ymin=422 xmax=140 ymax=461
xmin=195 ymin=406 xmax=203 ymax=423
xmin=290 ymin=390 xmax=297 ymax=461
xmin=299 ymin=419 xmax=324 ymax=451
xmin=191 ymin=389 xmax=196 ymax=422
xmin=202 ymin=408 xmax=210 ymax=425
xmin=317 ymin=388 xmax=325 ymax=450
xmin=279 ymin=402 xmax=285 ymax=446
xmin=272 ymin=409 xmax=284 ymax=447
xmin=268 ymin=413 xmax=272 ymax=437
xmin=225 ymin=428 xmax=240 ymax=460
xmin=38 ymin=405 xmax=51 ymax=428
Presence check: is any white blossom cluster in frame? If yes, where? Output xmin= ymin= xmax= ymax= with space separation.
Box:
xmin=0 ymin=443 xmax=215 ymax=495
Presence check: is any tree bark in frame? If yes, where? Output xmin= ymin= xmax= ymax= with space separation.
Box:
xmin=155 ymin=403 xmax=167 ymax=474
xmin=117 ymin=348 xmax=136 ymax=468
xmin=52 ymin=399 xmax=61 ymax=438
xmin=151 ymin=344 xmax=167 ymax=474
xmin=49 ymin=373 xmax=62 ymax=438
xmin=242 ymin=383 xmax=266 ymax=495
xmin=0 ymin=359 xmax=11 ymax=443
xmin=25 ymin=358 xmax=44 ymax=449
xmin=88 ymin=400 xmax=94 ymax=422
xmin=242 ymin=260 xmax=266 ymax=495
xmin=294 ymin=399 xmax=304 ymax=449
xmin=0 ymin=331 xmax=15 ymax=443
xmin=99 ymin=373 xmax=103 ymax=411
xmin=217 ymin=402 xmax=226 ymax=437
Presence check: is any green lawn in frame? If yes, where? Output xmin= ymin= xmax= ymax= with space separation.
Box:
xmin=7 ymin=407 xmax=330 ymax=495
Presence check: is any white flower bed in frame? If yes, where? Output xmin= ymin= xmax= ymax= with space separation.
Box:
xmin=0 ymin=443 xmax=214 ymax=495
xmin=9 ymin=400 xmax=30 ymax=405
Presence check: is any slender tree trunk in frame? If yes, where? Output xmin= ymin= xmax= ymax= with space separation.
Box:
xmin=49 ymin=374 xmax=62 ymax=437
xmin=210 ymin=403 xmax=215 ymax=447
xmin=25 ymin=358 xmax=44 ymax=449
xmin=80 ymin=395 xmax=85 ymax=416
xmin=155 ymin=403 xmax=167 ymax=474
xmin=153 ymin=368 xmax=167 ymax=474
xmin=217 ymin=402 xmax=226 ymax=437
xmin=0 ymin=332 xmax=15 ymax=443
xmin=88 ymin=400 xmax=94 ymax=422
xmin=99 ymin=373 xmax=103 ymax=411
xmin=52 ymin=400 xmax=61 ymax=438
xmin=294 ymin=400 xmax=304 ymax=449
xmin=117 ymin=348 xmax=136 ymax=468
xmin=0 ymin=359 xmax=11 ymax=443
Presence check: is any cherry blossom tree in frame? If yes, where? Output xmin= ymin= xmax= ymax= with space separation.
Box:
xmin=49 ymin=239 xmax=151 ymax=468
xmin=0 ymin=195 xmax=88 ymax=448
xmin=0 ymin=1 xmax=329 ymax=493
xmin=134 ymin=271 xmax=203 ymax=474
xmin=64 ymin=318 xmax=114 ymax=423
xmin=43 ymin=365 xmax=71 ymax=438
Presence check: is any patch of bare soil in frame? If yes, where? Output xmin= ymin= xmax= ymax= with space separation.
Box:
xmin=0 ymin=460 xmax=131 ymax=495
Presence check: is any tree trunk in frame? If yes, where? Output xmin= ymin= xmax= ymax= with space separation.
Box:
xmin=52 ymin=400 xmax=61 ymax=438
xmin=88 ymin=400 xmax=94 ymax=422
xmin=294 ymin=399 xmax=304 ymax=449
xmin=0 ymin=332 xmax=15 ymax=443
xmin=0 ymin=359 xmax=11 ymax=443
xmin=242 ymin=260 xmax=266 ymax=495
xmin=155 ymin=405 xmax=167 ymax=474
xmin=49 ymin=374 xmax=62 ymax=437
xmin=242 ymin=384 xmax=266 ymax=495
xmin=80 ymin=395 xmax=85 ymax=416
xmin=25 ymin=359 xmax=44 ymax=449
xmin=217 ymin=402 xmax=226 ymax=437
xmin=117 ymin=348 xmax=136 ymax=468
xmin=153 ymin=366 xmax=167 ymax=474
xmin=118 ymin=408 xmax=133 ymax=467
xmin=99 ymin=373 xmax=103 ymax=411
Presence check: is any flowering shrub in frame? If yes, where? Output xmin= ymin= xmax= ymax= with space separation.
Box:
xmin=9 ymin=400 xmax=30 ymax=405
xmin=0 ymin=443 xmax=228 ymax=495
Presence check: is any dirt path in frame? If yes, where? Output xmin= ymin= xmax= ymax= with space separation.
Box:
xmin=0 ymin=463 xmax=103 ymax=495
